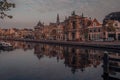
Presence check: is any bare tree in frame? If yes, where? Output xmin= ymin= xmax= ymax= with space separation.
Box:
xmin=0 ymin=0 xmax=15 ymax=19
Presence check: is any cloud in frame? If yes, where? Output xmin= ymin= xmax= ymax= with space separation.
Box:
xmin=1 ymin=0 xmax=120 ymax=28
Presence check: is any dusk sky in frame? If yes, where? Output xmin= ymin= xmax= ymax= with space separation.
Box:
xmin=0 ymin=0 xmax=120 ymax=29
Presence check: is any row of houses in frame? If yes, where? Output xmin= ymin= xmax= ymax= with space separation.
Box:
xmin=0 ymin=28 xmax=34 ymax=39
xmin=0 ymin=11 xmax=120 ymax=41
xmin=34 ymin=11 xmax=120 ymax=41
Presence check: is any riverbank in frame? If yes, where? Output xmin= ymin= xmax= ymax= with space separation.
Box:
xmin=1 ymin=38 xmax=120 ymax=50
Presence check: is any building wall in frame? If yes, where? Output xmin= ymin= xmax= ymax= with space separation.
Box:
xmin=88 ymin=26 xmax=103 ymax=41
xmin=104 ymin=20 xmax=120 ymax=41
xmin=64 ymin=15 xmax=82 ymax=41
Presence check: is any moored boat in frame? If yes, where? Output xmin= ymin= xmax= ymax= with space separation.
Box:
xmin=0 ymin=42 xmax=13 ymax=50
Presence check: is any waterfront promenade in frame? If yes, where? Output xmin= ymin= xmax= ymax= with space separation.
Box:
xmin=2 ymin=38 xmax=120 ymax=50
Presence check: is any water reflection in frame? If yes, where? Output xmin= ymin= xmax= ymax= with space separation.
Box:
xmin=102 ymin=52 xmax=120 ymax=80
xmin=34 ymin=43 xmax=104 ymax=73
xmin=0 ymin=41 xmax=120 ymax=80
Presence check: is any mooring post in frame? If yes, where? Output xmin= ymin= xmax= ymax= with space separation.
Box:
xmin=103 ymin=51 xmax=109 ymax=73
xmin=102 ymin=51 xmax=109 ymax=80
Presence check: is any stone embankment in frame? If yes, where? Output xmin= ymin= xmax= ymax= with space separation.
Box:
xmin=2 ymin=38 xmax=120 ymax=50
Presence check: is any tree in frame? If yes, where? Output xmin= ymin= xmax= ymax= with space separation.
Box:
xmin=105 ymin=20 xmax=116 ymax=32
xmin=0 ymin=0 xmax=15 ymax=19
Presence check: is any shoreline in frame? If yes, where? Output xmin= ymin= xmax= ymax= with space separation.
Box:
xmin=1 ymin=38 xmax=120 ymax=50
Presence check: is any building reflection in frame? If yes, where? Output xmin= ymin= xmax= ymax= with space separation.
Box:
xmin=1 ymin=41 xmax=119 ymax=79
xmin=34 ymin=43 xmax=104 ymax=74
xmin=34 ymin=44 xmax=64 ymax=60
xmin=64 ymin=47 xmax=104 ymax=74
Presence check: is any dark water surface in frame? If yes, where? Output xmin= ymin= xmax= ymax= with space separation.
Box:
xmin=0 ymin=41 xmax=120 ymax=80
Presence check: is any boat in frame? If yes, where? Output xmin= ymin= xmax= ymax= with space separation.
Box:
xmin=0 ymin=42 xmax=13 ymax=50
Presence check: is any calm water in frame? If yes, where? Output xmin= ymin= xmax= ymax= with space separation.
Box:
xmin=0 ymin=41 xmax=120 ymax=80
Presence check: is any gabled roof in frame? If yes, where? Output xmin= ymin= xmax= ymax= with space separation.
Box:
xmin=37 ymin=21 xmax=44 ymax=27
xmin=34 ymin=21 xmax=44 ymax=29
xmin=93 ymin=18 xmax=101 ymax=25
xmin=89 ymin=18 xmax=101 ymax=26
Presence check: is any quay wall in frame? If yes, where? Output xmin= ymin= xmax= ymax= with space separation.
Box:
xmin=1 ymin=38 xmax=120 ymax=50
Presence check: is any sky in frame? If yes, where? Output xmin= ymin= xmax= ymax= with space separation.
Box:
xmin=0 ymin=0 xmax=120 ymax=29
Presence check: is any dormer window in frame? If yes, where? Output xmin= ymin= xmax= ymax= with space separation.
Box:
xmin=93 ymin=23 xmax=96 ymax=27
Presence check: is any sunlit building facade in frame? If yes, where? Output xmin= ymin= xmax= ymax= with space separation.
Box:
xmin=88 ymin=19 xmax=103 ymax=41
xmin=104 ymin=20 xmax=120 ymax=40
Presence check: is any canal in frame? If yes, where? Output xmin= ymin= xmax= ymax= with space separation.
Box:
xmin=0 ymin=41 xmax=120 ymax=80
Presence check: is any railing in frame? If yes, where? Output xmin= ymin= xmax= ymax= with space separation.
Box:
xmin=102 ymin=52 xmax=120 ymax=80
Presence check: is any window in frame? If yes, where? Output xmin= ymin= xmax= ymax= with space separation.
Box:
xmin=94 ymin=29 xmax=96 ymax=32
xmin=73 ymin=21 xmax=76 ymax=29
xmin=98 ymin=28 xmax=101 ymax=32
xmin=89 ymin=29 xmax=92 ymax=32
xmin=93 ymin=23 xmax=96 ymax=27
